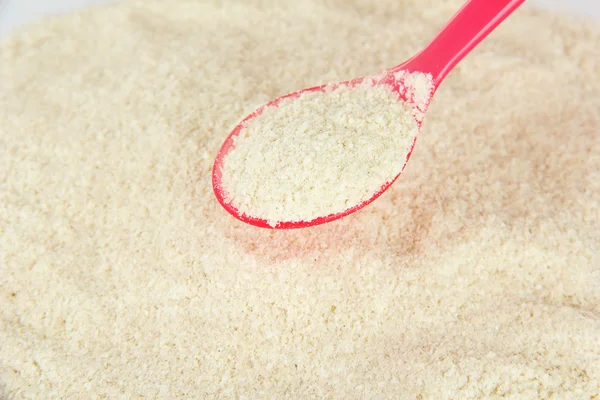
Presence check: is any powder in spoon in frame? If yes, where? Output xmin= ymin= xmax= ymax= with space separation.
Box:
xmin=221 ymin=73 xmax=433 ymax=227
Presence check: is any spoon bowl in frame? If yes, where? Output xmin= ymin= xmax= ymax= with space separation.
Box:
xmin=213 ymin=0 xmax=525 ymax=229
xmin=212 ymin=72 xmax=433 ymax=229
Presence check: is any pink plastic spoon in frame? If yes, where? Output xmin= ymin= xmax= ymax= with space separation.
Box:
xmin=213 ymin=0 xmax=525 ymax=229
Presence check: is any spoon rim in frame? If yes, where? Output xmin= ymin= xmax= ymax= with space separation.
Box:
xmin=211 ymin=71 xmax=430 ymax=229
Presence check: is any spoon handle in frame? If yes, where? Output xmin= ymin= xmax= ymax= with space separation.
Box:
xmin=395 ymin=0 xmax=525 ymax=86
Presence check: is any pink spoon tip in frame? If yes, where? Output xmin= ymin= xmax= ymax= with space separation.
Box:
xmin=212 ymin=0 xmax=525 ymax=229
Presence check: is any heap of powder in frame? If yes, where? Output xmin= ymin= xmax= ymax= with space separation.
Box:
xmin=221 ymin=77 xmax=432 ymax=226
xmin=1 ymin=0 xmax=600 ymax=398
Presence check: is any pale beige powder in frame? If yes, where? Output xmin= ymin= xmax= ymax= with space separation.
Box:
xmin=393 ymin=70 xmax=436 ymax=119
xmin=1 ymin=0 xmax=600 ymax=399
xmin=221 ymin=81 xmax=421 ymax=226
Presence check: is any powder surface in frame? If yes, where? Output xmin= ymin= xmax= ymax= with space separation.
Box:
xmin=1 ymin=0 xmax=600 ymax=399
xmin=221 ymin=81 xmax=422 ymax=226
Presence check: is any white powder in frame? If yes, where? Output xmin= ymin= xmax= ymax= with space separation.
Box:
xmin=393 ymin=70 xmax=436 ymax=118
xmin=1 ymin=0 xmax=600 ymax=399
xmin=221 ymin=77 xmax=431 ymax=227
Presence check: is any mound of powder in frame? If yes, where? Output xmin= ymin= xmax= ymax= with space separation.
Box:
xmin=221 ymin=80 xmax=424 ymax=226
xmin=1 ymin=0 xmax=599 ymax=399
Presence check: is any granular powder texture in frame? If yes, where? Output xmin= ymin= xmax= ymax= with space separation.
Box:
xmin=221 ymin=82 xmax=420 ymax=226
xmin=1 ymin=0 xmax=600 ymax=399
